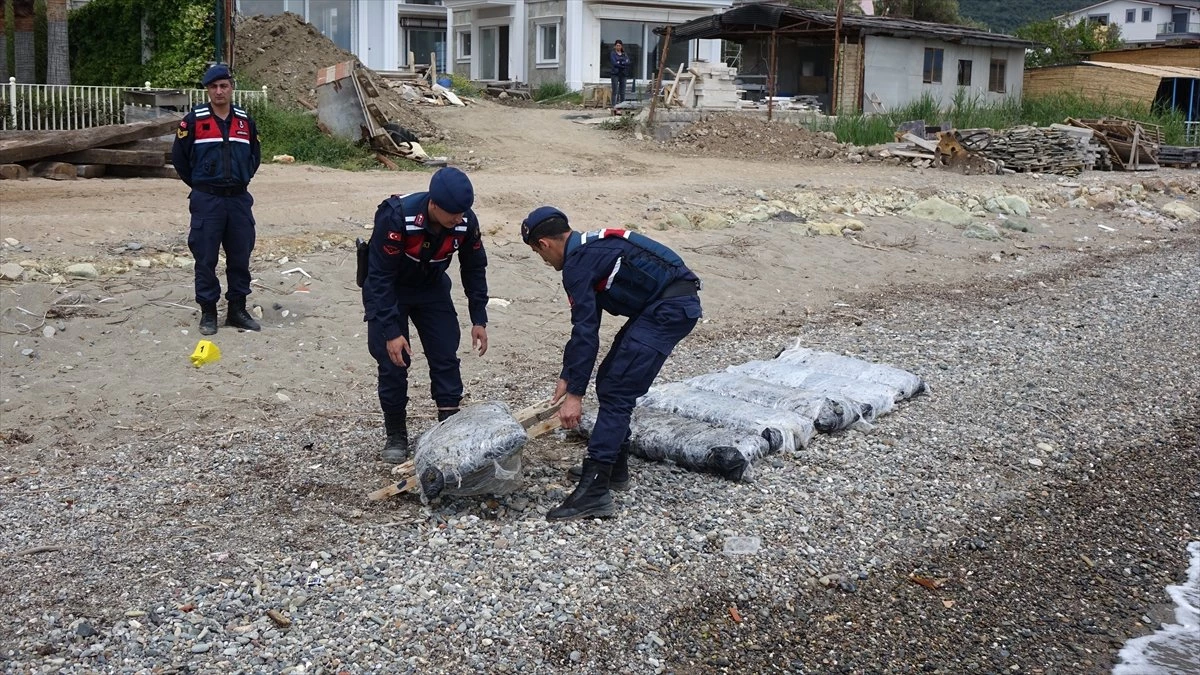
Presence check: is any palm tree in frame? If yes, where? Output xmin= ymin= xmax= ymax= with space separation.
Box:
xmin=46 ymin=0 xmax=67 ymax=84
xmin=1 ymin=0 xmax=9 ymax=80
xmin=13 ymin=0 xmax=33 ymax=82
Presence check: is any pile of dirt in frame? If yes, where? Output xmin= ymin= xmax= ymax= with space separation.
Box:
xmin=665 ymin=113 xmax=847 ymax=161
xmin=233 ymin=12 xmax=442 ymax=141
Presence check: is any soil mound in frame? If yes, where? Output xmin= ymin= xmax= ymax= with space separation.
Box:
xmin=234 ymin=12 xmax=442 ymax=140
xmin=666 ymin=113 xmax=846 ymax=161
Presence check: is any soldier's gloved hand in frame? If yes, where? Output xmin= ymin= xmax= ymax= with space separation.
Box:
xmin=386 ymin=335 xmax=412 ymax=368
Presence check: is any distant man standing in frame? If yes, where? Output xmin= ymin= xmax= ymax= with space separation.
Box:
xmin=363 ymin=168 xmax=489 ymax=463
xmin=521 ymin=207 xmax=702 ymax=521
xmin=609 ymin=40 xmax=630 ymax=107
xmin=172 ymin=63 xmax=262 ymax=335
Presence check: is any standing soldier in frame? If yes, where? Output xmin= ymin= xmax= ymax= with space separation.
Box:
xmin=521 ymin=207 xmax=702 ymax=521
xmin=362 ymin=168 xmax=490 ymax=463
xmin=172 ymin=63 xmax=262 ymax=335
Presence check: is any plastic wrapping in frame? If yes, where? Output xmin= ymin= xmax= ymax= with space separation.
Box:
xmin=684 ymin=371 xmax=865 ymax=433
xmin=774 ymin=345 xmax=927 ymax=400
xmin=579 ymin=408 xmax=771 ymax=482
xmin=412 ymin=402 xmax=528 ymax=503
xmin=637 ymin=382 xmax=816 ymax=452
xmin=728 ymin=360 xmax=899 ymax=421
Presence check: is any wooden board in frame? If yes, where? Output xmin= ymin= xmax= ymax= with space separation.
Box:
xmin=0 ymin=117 xmax=182 ymax=164
xmin=104 ymin=165 xmax=180 ymax=179
xmin=0 ymin=164 xmax=30 ymax=180
xmin=27 ymin=161 xmax=76 ymax=180
xmin=47 ymin=148 xmax=166 ymax=167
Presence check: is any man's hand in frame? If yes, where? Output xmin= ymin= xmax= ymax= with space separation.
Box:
xmin=553 ymin=379 xmax=583 ymax=429
xmin=386 ymin=335 xmax=411 ymax=368
xmin=471 ymin=325 xmax=488 ymax=356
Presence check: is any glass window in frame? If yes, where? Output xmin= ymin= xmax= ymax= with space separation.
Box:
xmin=1086 ymin=14 xmax=1109 ymax=26
xmin=988 ymin=59 xmax=1006 ymax=93
xmin=408 ymin=29 xmax=445 ymax=73
xmin=309 ymin=0 xmax=353 ymax=51
xmin=457 ymin=30 xmax=471 ymax=60
xmin=1125 ymin=9 xmax=1136 ymax=23
xmin=923 ymin=48 xmax=943 ymax=84
xmin=537 ymin=22 xmax=559 ymax=64
xmin=599 ymin=20 xmax=690 ymax=81
xmin=957 ymin=59 xmax=972 ymax=86
xmin=1142 ymin=8 xmax=1152 ymax=22
xmin=238 ymin=0 xmax=287 ymax=15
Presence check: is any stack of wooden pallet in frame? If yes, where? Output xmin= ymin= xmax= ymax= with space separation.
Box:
xmin=0 ymin=117 xmax=181 ymax=181
xmin=1066 ymin=117 xmax=1160 ymax=171
xmin=1157 ymin=145 xmax=1200 ymax=168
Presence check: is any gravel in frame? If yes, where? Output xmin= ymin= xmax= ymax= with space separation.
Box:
xmin=2 ymin=234 xmax=1198 ymax=672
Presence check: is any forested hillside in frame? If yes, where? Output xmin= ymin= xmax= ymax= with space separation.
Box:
xmin=958 ymin=0 xmax=1095 ymax=33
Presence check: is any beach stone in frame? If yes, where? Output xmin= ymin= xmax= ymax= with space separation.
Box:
xmin=963 ymin=223 xmax=1003 ymax=241
xmin=75 ymin=622 xmax=98 ymax=637
xmin=0 ymin=262 xmax=24 ymax=280
xmin=985 ymin=195 xmax=1030 ymax=217
xmin=665 ymin=212 xmax=690 ymax=229
xmin=904 ymin=197 xmax=973 ymax=227
xmin=1160 ymin=201 xmax=1199 ymax=222
xmin=65 ymin=263 xmax=99 ymax=279
xmin=1000 ymin=217 xmax=1035 ymax=233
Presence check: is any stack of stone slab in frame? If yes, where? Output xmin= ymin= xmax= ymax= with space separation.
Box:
xmin=688 ymin=62 xmax=741 ymax=109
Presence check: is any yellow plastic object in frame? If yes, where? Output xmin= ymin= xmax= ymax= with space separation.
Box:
xmin=190 ymin=340 xmax=221 ymax=368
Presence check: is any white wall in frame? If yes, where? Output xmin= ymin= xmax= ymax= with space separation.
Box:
xmin=1061 ymin=1 xmax=1198 ymax=44
xmin=862 ymin=36 xmax=1026 ymax=111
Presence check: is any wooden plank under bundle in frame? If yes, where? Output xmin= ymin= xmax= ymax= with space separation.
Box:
xmin=0 ymin=117 xmax=182 ymax=164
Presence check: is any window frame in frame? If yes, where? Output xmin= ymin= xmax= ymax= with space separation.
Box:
xmin=957 ymin=59 xmax=972 ymax=87
xmin=988 ymin=58 xmax=1007 ymax=94
xmin=534 ymin=19 xmax=561 ymax=67
xmin=922 ymin=47 xmax=944 ymax=85
xmin=1142 ymin=8 xmax=1153 ymax=22
xmin=1125 ymin=8 xmax=1136 ymax=23
xmin=457 ymin=29 xmax=472 ymax=62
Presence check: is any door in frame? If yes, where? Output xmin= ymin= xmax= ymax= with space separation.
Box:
xmin=480 ymin=27 xmax=497 ymax=80
xmin=498 ymin=26 xmax=510 ymax=81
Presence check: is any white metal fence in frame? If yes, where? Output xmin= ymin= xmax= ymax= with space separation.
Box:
xmin=1 ymin=78 xmax=269 ymax=131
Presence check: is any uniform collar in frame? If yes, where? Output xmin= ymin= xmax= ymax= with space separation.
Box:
xmin=563 ymin=231 xmax=583 ymax=256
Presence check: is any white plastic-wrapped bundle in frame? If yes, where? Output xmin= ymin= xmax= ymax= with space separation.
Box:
xmin=684 ymin=371 xmax=865 ymax=433
xmin=728 ymin=361 xmax=899 ymax=421
xmin=775 ymin=345 xmax=927 ymax=400
xmin=412 ymin=402 xmax=528 ymax=503
xmin=637 ymin=382 xmax=815 ymax=452
xmin=579 ymin=408 xmax=771 ymax=482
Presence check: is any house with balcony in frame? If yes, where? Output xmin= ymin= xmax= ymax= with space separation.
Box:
xmin=1057 ymin=1 xmax=1200 ymax=44
xmin=234 ymin=0 xmax=732 ymax=91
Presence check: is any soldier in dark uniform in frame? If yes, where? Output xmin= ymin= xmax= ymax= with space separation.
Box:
xmin=521 ymin=206 xmax=702 ymax=521
xmin=363 ymin=168 xmax=490 ymax=463
xmin=171 ymin=63 xmax=262 ymax=335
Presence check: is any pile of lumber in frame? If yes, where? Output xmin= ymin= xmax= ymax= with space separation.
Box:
xmin=1158 ymin=145 xmax=1200 ymax=168
xmin=483 ymin=81 xmax=532 ymax=100
xmin=967 ymin=125 xmax=1104 ymax=175
xmin=0 ymin=117 xmax=182 ymax=181
xmin=1066 ymin=117 xmax=1160 ymax=171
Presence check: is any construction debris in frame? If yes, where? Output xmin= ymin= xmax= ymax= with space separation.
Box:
xmin=0 ymin=117 xmax=180 ymax=180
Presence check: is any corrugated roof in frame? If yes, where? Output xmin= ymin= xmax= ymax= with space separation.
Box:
xmin=662 ymin=4 xmax=1035 ymax=48
xmin=1080 ymin=60 xmax=1200 ymax=78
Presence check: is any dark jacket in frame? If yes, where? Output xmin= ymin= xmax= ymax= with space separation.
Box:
xmin=172 ymin=103 xmax=260 ymax=189
xmin=363 ymin=192 xmax=489 ymax=341
xmin=610 ymin=49 xmax=630 ymax=77
xmin=558 ymin=229 xmax=699 ymax=395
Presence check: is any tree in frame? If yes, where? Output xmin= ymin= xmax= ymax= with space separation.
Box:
xmin=45 ymin=0 xmax=66 ymax=83
xmin=1 ymin=0 xmax=8 ymax=80
xmin=875 ymin=0 xmax=963 ymax=24
xmin=13 ymin=0 xmax=33 ymax=82
xmin=787 ymin=0 xmax=864 ymax=13
xmin=1015 ymin=18 xmax=1123 ymax=68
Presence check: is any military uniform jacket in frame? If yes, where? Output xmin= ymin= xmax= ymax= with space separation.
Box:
xmin=363 ymin=191 xmax=489 ymax=342
xmin=172 ymin=103 xmax=260 ymax=189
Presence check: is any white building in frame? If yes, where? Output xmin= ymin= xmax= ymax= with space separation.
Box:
xmin=1056 ymin=0 xmax=1200 ymax=44
xmin=235 ymin=0 xmax=732 ymax=90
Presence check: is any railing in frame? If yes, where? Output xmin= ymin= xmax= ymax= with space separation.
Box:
xmin=1157 ymin=21 xmax=1200 ymax=35
xmin=1 ymin=79 xmax=269 ymax=131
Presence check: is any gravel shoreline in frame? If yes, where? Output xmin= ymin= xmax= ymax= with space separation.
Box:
xmin=2 ymin=235 xmax=1198 ymax=673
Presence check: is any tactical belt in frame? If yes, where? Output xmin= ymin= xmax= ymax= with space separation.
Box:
xmin=192 ymin=184 xmax=247 ymax=197
xmin=658 ymin=278 xmax=701 ymax=300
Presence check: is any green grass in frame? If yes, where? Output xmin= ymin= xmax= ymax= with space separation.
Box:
xmin=448 ymin=73 xmax=484 ymax=98
xmin=245 ymin=102 xmax=380 ymax=171
xmin=533 ymin=80 xmax=569 ymax=102
xmin=817 ymin=92 xmax=1189 ymax=146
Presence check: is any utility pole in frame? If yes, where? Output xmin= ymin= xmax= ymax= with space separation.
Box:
xmin=832 ymin=0 xmax=844 ymax=113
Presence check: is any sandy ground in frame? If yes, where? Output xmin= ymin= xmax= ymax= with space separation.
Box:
xmin=1 ymin=101 xmax=1198 ymax=671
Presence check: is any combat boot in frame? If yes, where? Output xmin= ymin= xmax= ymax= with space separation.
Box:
xmin=567 ymin=444 xmax=630 ymax=491
xmin=381 ymin=410 xmax=409 ymax=464
xmin=437 ymin=407 xmax=460 ymax=422
xmin=226 ymin=298 xmax=261 ymax=332
xmin=199 ymin=303 xmax=218 ymax=335
xmin=547 ymin=458 xmax=615 ymax=521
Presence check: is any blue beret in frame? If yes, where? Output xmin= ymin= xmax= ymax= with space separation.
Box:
xmin=521 ymin=206 xmax=568 ymax=243
xmin=202 ymin=64 xmax=233 ymax=87
xmin=428 ymin=167 xmax=474 ymax=214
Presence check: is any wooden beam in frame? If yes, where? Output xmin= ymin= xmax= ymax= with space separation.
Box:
xmin=0 ymin=117 xmax=182 ymax=164
xmin=46 ymin=148 xmax=166 ymax=167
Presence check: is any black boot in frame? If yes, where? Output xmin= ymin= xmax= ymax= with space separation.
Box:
xmin=568 ymin=444 xmax=630 ymax=491
xmin=381 ymin=410 xmax=409 ymax=464
xmin=198 ymin=303 xmax=218 ymax=336
xmin=548 ymin=458 xmax=615 ymax=521
xmin=437 ymin=407 xmax=460 ymax=422
xmin=226 ymin=298 xmax=261 ymax=332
